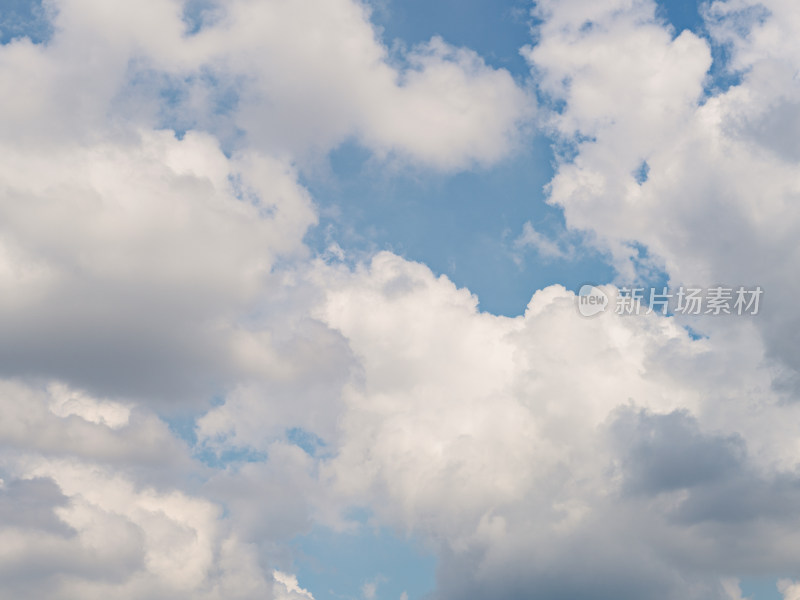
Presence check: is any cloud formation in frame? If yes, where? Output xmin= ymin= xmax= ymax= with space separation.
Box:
xmin=2 ymin=0 xmax=800 ymax=599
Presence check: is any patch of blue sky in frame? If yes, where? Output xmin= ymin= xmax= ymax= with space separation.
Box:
xmin=181 ymin=0 xmax=221 ymax=36
xmin=193 ymin=446 xmax=268 ymax=470
xmin=122 ymin=65 xmax=244 ymax=151
xmin=704 ymin=41 xmax=745 ymax=97
xmin=370 ymin=0 xmax=533 ymax=80
xmin=680 ymin=324 xmax=708 ymax=341
xmin=161 ymin=397 xmax=276 ymax=470
xmin=656 ymin=0 xmax=704 ymax=35
xmin=624 ymin=241 xmax=670 ymax=288
xmin=287 ymin=427 xmax=327 ymax=458
xmin=163 ymin=408 xmax=327 ymax=466
xmin=633 ymin=160 xmax=650 ymax=186
xmin=305 ymin=1 xmax=744 ymax=318
xmin=161 ymin=403 xmax=433 ymax=596
xmin=166 ymin=415 xmax=268 ymax=469
xmin=0 ymin=0 xmax=53 ymax=45
xmin=303 ymin=138 xmax=616 ymax=317
xmin=740 ymin=577 xmax=783 ymax=600
xmin=164 ymin=411 xmax=200 ymax=447
xmin=292 ymin=520 xmax=436 ymax=600
xmin=550 ymin=133 xmax=596 ymax=165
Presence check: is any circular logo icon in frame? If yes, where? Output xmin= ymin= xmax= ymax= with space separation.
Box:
xmin=577 ymin=284 xmax=609 ymax=317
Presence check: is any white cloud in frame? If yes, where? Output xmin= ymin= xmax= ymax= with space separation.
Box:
xmin=4 ymin=0 xmax=531 ymax=169
xmin=525 ymin=0 xmax=800 ymax=385
xmin=358 ymin=36 xmax=532 ymax=169
xmin=0 ymin=0 xmax=534 ymax=405
xmin=362 ymin=580 xmax=377 ymax=600
xmin=273 ymin=570 xmax=315 ymax=600
xmin=0 ymin=377 xmax=320 ymax=600
xmin=0 ymin=127 xmax=319 ymax=400
xmin=780 ymin=579 xmax=800 ymax=600
xmin=0 ymin=456 xmax=276 ymax=599
xmin=721 ymin=579 xmax=750 ymax=600
xmin=0 ymin=379 xmax=187 ymax=467
xmin=2 ymin=0 xmax=800 ymax=598
xmin=298 ymin=252 xmax=797 ymax=599
xmin=194 ymin=1 xmax=532 ymax=168
xmin=47 ymin=382 xmax=132 ymax=430
xmin=513 ymin=221 xmax=572 ymax=260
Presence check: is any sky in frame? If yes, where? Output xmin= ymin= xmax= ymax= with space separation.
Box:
xmin=0 ymin=0 xmax=799 ymax=599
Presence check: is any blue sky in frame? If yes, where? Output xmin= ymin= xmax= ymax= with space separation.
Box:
xmin=302 ymin=138 xmax=619 ymax=316
xmin=294 ymin=2 xmax=782 ymax=598
xmin=300 ymin=0 xmax=710 ymax=316
xmin=1 ymin=1 xmax=799 ymax=599
xmin=293 ymin=520 xmax=436 ymax=600
xmin=0 ymin=0 xmax=52 ymax=44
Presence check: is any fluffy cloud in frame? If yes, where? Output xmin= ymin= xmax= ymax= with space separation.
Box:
xmin=780 ymin=580 xmax=800 ymax=600
xmin=283 ymin=252 xmax=795 ymax=600
xmin=1 ymin=0 xmax=533 ymax=594
xmin=0 ymin=378 xmax=294 ymax=599
xmin=1 ymin=0 xmax=531 ymax=167
xmin=207 ymin=249 xmax=800 ymax=598
xmin=273 ymin=570 xmax=315 ymax=600
xmin=3 ymin=0 xmax=800 ymax=598
xmin=0 ymin=128 xmax=317 ymax=401
xmin=0 ymin=0 xmax=533 ymax=403
xmin=525 ymin=0 xmax=800 ymax=382
xmin=183 ymin=0 xmax=532 ymax=168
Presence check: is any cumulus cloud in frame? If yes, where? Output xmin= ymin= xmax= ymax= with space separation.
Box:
xmin=189 ymin=0 xmax=532 ymax=168
xmin=525 ymin=0 xmax=800 ymax=382
xmin=3 ymin=0 xmax=800 ymax=598
xmin=0 ymin=129 xmax=316 ymax=401
xmin=273 ymin=570 xmax=315 ymax=600
xmin=0 ymin=394 xmax=269 ymax=599
xmin=780 ymin=580 xmax=800 ymax=600
xmin=0 ymin=0 xmax=533 ymax=405
xmin=282 ymin=252 xmax=794 ymax=600
xmin=0 ymin=0 xmax=535 ymax=594
xmin=0 ymin=377 xmax=327 ymax=599
xmin=2 ymin=0 xmax=531 ymax=167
